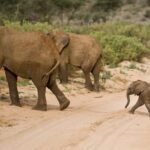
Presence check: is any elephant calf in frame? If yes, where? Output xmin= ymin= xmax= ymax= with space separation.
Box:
xmin=125 ymin=80 xmax=150 ymax=115
xmin=49 ymin=32 xmax=103 ymax=92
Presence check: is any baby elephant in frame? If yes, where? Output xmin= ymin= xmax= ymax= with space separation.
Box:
xmin=125 ymin=80 xmax=150 ymax=115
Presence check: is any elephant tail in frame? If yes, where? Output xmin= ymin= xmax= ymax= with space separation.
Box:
xmin=45 ymin=59 xmax=60 ymax=76
xmin=99 ymin=54 xmax=104 ymax=71
xmin=42 ymin=59 xmax=60 ymax=84
xmin=93 ymin=54 xmax=104 ymax=72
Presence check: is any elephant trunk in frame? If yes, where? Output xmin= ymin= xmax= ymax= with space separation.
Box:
xmin=125 ymin=90 xmax=131 ymax=108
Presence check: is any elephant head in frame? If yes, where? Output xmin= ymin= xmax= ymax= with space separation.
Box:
xmin=47 ymin=32 xmax=70 ymax=53
xmin=125 ymin=80 xmax=149 ymax=108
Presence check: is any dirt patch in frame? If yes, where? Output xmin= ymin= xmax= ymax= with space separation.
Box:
xmin=0 ymin=58 xmax=150 ymax=150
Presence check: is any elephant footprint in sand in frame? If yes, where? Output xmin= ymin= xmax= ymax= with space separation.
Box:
xmin=0 ymin=27 xmax=70 ymax=111
xmin=125 ymin=80 xmax=150 ymax=115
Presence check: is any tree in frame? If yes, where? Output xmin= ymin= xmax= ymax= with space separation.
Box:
xmin=93 ymin=0 xmax=122 ymax=11
xmin=52 ymin=0 xmax=84 ymax=24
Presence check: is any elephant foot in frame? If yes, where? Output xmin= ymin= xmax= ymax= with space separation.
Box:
xmin=60 ymin=100 xmax=70 ymax=110
xmin=33 ymin=104 xmax=47 ymax=111
xmin=94 ymin=85 xmax=100 ymax=92
xmin=94 ymin=88 xmax=100 ymax=92
xmin=129 ymin=110 xmax=134 ymax=114
xmin=85 ymin=84 xmax=94 ymax=91
xmin=10 ymin=102 xmax=22 ymax=107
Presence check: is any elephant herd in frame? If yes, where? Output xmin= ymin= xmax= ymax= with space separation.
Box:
xmin=0 ymin=27 xmax=150 ymax=116
xmin=0 ymin=27 xmax=102 ymax=111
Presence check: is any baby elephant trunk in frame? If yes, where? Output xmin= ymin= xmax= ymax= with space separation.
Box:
xmin=125 ymin=91 xmax=131 ymax=108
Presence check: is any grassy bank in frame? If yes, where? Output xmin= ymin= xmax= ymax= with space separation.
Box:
xmin=4 ymin=21 xmax=150 ymax=66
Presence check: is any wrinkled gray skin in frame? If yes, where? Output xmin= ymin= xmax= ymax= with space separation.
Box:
xmin=125 ymin=80 xmax=150 ymax=115
xmin=50 ymin=32 xmax=103 ymax=92
xmin=0 ymin=27 xmax=70 ymax=111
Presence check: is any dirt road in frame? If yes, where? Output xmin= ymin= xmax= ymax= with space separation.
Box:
xmin=0 ymin=59 xmax=150 ymax=150
xmin=0 ymin=90 xmax=150 ymax=150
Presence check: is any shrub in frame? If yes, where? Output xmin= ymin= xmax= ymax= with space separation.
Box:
xmin=4 ymin=21 xmax=150 ymax=66
xmin=4 ymin=21 xmax=53 ymax=32
xmin=93 ymin=0 xmax=122 ymax=11
xmin=99 ymin=35 xmax=148 ymax=65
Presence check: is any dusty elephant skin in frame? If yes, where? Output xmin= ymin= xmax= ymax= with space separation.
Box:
xmin=0 ymin=27 xmax=70 ymax=111
xmin=125 ymin=80 xmax=150 ymax=115
xmin=51 ymin=32 xmax=103 ymax=92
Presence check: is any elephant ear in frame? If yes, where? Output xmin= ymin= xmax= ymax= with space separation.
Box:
xmin=53 ymin=32 xmax=70 ymax=54
xmin=134 ymin=80 xmax=147 ymax=95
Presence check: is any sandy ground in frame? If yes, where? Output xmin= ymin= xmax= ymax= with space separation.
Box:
xmin=0 ymin=58 xmax=150 ymax=150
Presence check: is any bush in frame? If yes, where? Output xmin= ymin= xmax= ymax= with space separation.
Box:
xmin=144 ymin=9 xmax=150 ymax=18
xmin=4 ymin=21 xmax=54 ymax=32
xmin=93 ymin=0 xmax=122 ymax=11
xmin=100 ymin=35 xmax=148 ymax=65
xmin=88 ymin=22 xmax=150 ymax=65
xmin=4 ymin=21 xmax=150 ymax=66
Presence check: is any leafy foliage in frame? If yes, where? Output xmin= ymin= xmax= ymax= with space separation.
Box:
xmin=100 ymin=35 xmax=147 ymax=65
xmin=0 ymin=0 xmax=150 ymax=24
xmin=93 ymin=0 xmax=122 ymax=11
xmin=5 ymin=21 xmax=150 ymax=65
xmin=0 ymin=0 xmax=85 ymax=23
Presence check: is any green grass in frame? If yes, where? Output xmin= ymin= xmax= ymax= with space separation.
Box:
xmin=128 ymin=63 xmax=137 ymax=69
xmin=100 ymin=71 xmax=112 ymax=83
xmin=0 ymin=76 xmax=6 ymax=81
xmin=18 ymin=79 xmax=32 ymax=86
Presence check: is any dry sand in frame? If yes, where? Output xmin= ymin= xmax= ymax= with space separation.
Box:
xmin=0 ymin=58 xmax=150 ymax=150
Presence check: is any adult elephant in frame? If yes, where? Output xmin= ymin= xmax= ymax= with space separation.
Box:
xmin=49 ymin=32 xmax=103 ymax=92
xmin=0 ymin=27 xmax=70 ymax=111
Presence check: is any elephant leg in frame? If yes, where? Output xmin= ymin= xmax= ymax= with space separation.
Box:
xmin=58 ymin=63 xmax=68 ymax=83
xmin=91 ymin=59 xmax=101 ymax=92
xmin=0 ymin=52 xmax=3 ymax=68
xmin=47 ymin=73 xmax=70 ymax=110
xmin=4 ymin=68 xmax=21 ymax=106
xmin=82 ymin=69 xmax=93 ymax=91
xmin=129 ymin=98 xmax=144 ymax=114
xmin=33 ymin=85 xmax=47 ymax=111
xmin=144 ymin=101 xmax=150 ymax=116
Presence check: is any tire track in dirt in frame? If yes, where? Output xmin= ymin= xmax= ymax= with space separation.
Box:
xmin=0 ymin=91 xmax=150 ymax=150
xmin=0 ymin=97 xmax=124 ymax=150
xmin=64 ymin=111 xmax=131 ymax=150
xmin=65 ymin=112 xmax=150 ymax=150
xmin=0 ymin=111 xmax=107 ymax=150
